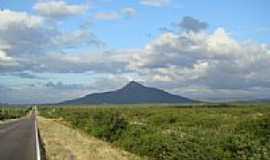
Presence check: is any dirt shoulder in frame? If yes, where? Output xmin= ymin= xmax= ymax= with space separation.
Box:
xmin=38 ymin=116 xmax=143 ymax=160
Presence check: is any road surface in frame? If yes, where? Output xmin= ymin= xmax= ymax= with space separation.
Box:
xmin=0 ymin=112 xmax=38 ymax=160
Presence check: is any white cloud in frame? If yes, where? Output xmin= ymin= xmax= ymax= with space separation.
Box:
xmin=33 ymin=0 xmax=88 ymax=19
xmin=1 ymin=9 xmax=270 ymax=103
xmin=207 ymin=28 xmax=240 ymax=55
xmin=0 ymin=50 xmax=12 ymax=61
xmin=111 ymin=27 xmax=270 ymax=101
xmin=140 ymin=0 xmax=170 ymax=7
xmin=0 ymin=50 xmax=17 ymax=66
xmin=0 ymin=9 xmax=101 ymax=74
xmin=121 ymin=8 xmax=137 ymax=17
xmin=0 ymin=9 xmax=51 ymax=59
xmin=9 ymin=26 xmax=268 ymax=101
xmin=95 ymin=7 xmax=136 ymax=21
xmin=0 ymin=10 xmax=43 ymax=29
xmin=95 ymin=12 xmax=120 ymax=21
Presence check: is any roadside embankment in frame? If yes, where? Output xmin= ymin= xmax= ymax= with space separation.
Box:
xmin=38 ymin=116 xmax=143 ymax=160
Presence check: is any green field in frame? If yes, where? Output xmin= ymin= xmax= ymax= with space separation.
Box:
xmin=39 ymin=104 xmax=270 ymax=160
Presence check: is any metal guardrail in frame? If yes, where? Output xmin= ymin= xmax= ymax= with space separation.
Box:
xmin=34 ymin=106 xmax=41 ymax=160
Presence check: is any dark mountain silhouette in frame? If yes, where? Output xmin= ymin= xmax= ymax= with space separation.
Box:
xmin=61 ymin=81 xmax=195 ymax=104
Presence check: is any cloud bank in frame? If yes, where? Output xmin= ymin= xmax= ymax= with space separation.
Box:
xmin=0 ymin=6 xmax=269 ymax=103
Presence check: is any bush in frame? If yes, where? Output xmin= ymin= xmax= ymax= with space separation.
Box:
xmin=90 ymin=110 xmax=128 ymax=142
xmin=0 ymin=107 xmax=29 ymax=120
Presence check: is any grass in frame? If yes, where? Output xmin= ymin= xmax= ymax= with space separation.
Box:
xmin=38 ymin=116 xmax=143 ymax=160
xmin=39 ymin=104 xmax=270 ymax=160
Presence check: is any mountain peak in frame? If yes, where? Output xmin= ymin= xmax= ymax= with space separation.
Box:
xmin=61 ymin=81 xmax=195 ymax=104
xmin=122 ymin=81 xmax=145 ymax=90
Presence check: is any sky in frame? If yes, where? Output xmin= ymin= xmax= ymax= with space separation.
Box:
xmin=0 ymin=0 xmax=270 ymax=104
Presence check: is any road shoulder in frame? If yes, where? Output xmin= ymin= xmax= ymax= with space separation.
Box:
xmin=38 ymin=116 xmax=142 ymax=160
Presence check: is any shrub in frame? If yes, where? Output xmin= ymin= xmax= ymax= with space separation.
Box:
xmin=90 ymin=110 xmax=128 ymax=142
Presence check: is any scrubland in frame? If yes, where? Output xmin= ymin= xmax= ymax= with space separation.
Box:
xmin=39 ymin=104 xmax=270 ymax=160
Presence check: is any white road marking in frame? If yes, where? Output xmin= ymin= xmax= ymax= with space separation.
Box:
xmin=34 ymin=106 xmax=41 ymax=160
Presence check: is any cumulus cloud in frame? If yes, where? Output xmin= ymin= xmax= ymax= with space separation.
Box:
xmin=0 ymin=10 xmax=43 ymax=28
xmin=4 ymin=22 xmax=269 ymax=101
xmin=179 ymin=16 xmax=208 ymax=32
xmin=0 ymin=9 xmax=102 ymax=73
xmin=0 ymin=9 xmax=62 ymax=66
xmin=33 ymin=0 xmax=88 ymax=19
xmin=125 ymin=27 xmax=270 ymax=97
xmin=0 ymin=10 xmax=49 ymax=56
xmin=1 ymin=8 xmax=270 ymax=103
xmin=140 ymin=0 xmax=170 ymax=7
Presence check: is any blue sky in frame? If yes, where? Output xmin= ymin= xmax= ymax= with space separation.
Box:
xmin=0 ymin=0 xmax=270 ymax=104
xmin=2 ymin=0 xmax=269 ymax=48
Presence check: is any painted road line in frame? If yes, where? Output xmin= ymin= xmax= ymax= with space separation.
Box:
xmin=34 ymin=106 xmax=41 ymax=160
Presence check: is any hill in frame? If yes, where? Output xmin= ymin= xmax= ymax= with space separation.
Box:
xmin=61 ymin=81 xmax=195 ymax=104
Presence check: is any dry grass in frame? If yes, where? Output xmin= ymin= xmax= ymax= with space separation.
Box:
xmin=38 ymin=116 xmax=143 ymax=160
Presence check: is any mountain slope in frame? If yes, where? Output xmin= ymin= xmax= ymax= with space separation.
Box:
xmin=61 ymin=81 xmax=195 ymax=104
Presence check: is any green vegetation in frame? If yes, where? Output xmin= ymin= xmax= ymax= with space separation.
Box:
xmin=39 ymin=104 xmax=270 ymax=160
xmin=0 ymin=106 xmax=30 ymax=120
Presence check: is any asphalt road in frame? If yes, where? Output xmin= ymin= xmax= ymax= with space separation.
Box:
xmin=0 ymin=112 xmax=37 ymax=160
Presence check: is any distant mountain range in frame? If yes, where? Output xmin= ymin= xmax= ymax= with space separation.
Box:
xmin=234 ymin=98 xmax=270 ymax=103
xmin=60 ymin=81 xmax=196 ymax=104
